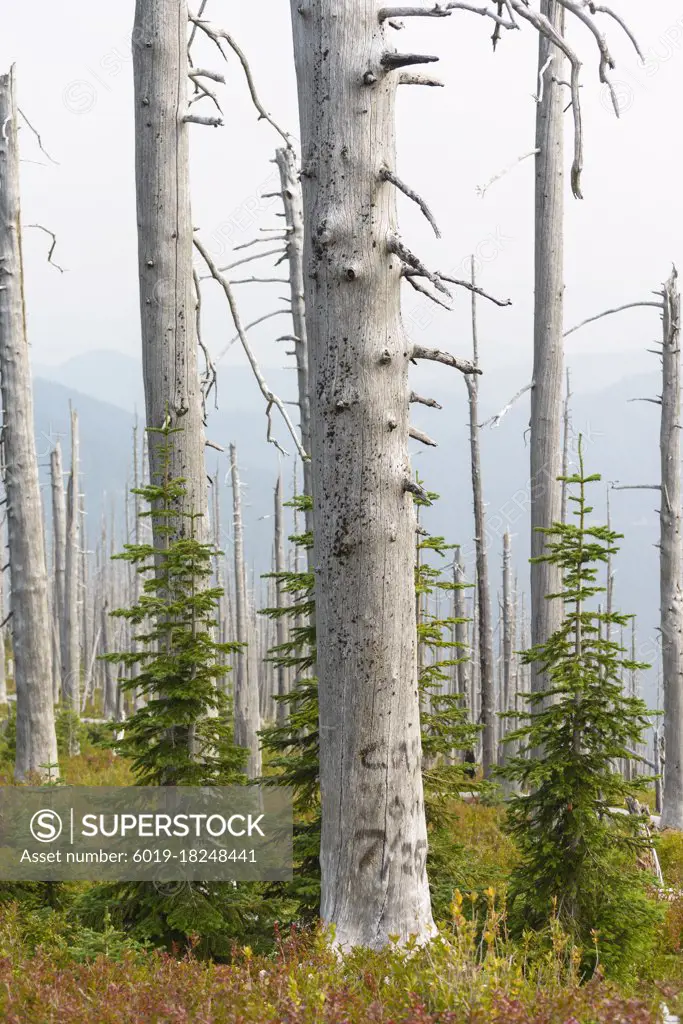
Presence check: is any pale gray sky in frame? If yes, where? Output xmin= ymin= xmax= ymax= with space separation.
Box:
xmin=2 ymin=1 xmax=682 ymax=387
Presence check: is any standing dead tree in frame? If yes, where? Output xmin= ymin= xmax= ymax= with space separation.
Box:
xmin=0 ymin=66 xmax=59 ymax=780
xmin=229 ymin=444 xmax=261 ymax=779
xmin=62 ymin=405 xmax=81 ymax=751
xmin=466 ymin=259 xmax=496 ymax=776
xmin=50 ymin=441 xmax=66 ymax=703
xmin=567 ymin=270 xmax=681 ymax=827
xmin=133 ymin=0 xmax=208 ymax=535
xmin=273 ymin=471 xmax=288 ymax=725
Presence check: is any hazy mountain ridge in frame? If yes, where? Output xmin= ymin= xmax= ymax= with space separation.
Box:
xmin=32 ymin=350 xmax=663 ymax=701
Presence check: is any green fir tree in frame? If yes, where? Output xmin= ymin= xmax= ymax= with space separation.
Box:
xmin=499 ymin=437 xmax=662 ymax=979
xmin=103 ymin=423 xmax=246 ymax=787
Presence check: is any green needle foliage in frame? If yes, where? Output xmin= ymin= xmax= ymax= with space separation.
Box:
xmin=499 ymin=437 xmax=662 ymax=979
xmin=260 ymin=490 xmax=479 ymax=924
xmin=104 ymin=423 xmax=247 ymax=787
xmin=80 ymin=425 xmax=252 ymax=956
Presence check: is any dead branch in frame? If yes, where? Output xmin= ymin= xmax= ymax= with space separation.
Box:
xmin=25 ymin=224 xmax=65 ymax=272
xmin=398 ymin=72 xmax=444 ymax=86
xmin=564 ymin=300 xmax=664 ymax=337
xmin=194 ymin=236 xmax=306 ymax=460
xmin=409 ymin=426 xmax=438 ymax=447
xmin=215 ymin=310 xmax=291 ymax=363
xmin=476 ymin=148 xmax=539 ymax=198
xmin=412 ymin=344 xmax=480 ymax=375
xmin=404 ymin=273 xmax=452 ymax=310
xmin=233 ymin=234 xmax=288 ymax=252
xmin=410 ymin=392 xmax=442 ymax=410
xmin=183 ymin=113 xmax=223 ymax=127
xmin=230 ymin=276 xmax=290 ymax=286
xmin=193 ymin=266 xmax=217 ymax=416
xmin=388 ymin=236 xmax=451 ymax=297
xmin=403 ymin=478 xmax=431 ymax=503
xmin=611 ymin=484 xmax=660 ymax=491
xmin=379 ymin=3 xmax=515 ymax=27
xmin=190 ymin=19 xmax=292 ymax=147
xmin=381 ymin=53 xmax=440 ymax=70
xmin=380 ymin=166 xmax=441 ymax=238
xmin=628 ymin=397 xmax=662 ymax=406
xmin=217 ymin=247 xmax=286 ymax=273
xmin=404 ymin=268 xmax=511 ymax=307
xmin=17 ymin=107 xmax=58 ymax=165
xmin=480 ymin=381 xmax=533 ymax=428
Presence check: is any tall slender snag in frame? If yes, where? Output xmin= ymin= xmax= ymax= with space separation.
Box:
xmin=274 ymin=472 xmax=288 ymax=724
xmin=659 ymin=268 xmax=683 ymax=829
xmin=530 ymin=1 xmax=565 ymax=690
xmin=63 ymin=406 xmax=81 ymax=751
xmin=0 ymin=67 xmax=58 ymax=779
xmin=275 ymin=146 xmax=313 ymax=532
xmin=466 ymin=258 xmax=495 ymax=776
xmin=229 ymin=444 xmax=261 ymax=779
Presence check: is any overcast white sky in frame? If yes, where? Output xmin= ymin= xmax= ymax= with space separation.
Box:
xmin=2 ymin=2 xmax=682 ymax=386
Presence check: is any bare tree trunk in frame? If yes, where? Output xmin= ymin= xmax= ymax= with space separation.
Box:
xmin=133 ymin=0 xmax=207 ymax=535
xmin=50 ymin=442 xmax=66 ymax=701
xmin=275 ymin=147 xmax=312 ymax=526
xmin=274 ymin=472 xmax=288 ymax=724
xmin=0 ymin=555 xmax=6 ymax=705
xmin=530 ymin=1 xmax=565 ymax=689
xmin=0 ymin=66 xmax=59 ymax=779
xmin=229 ymin=444 xmax=261 ymax=779
xmin=289 ymin=1 xmax=435 ymax=947
xmin=452 ymin=548 xmax=470 ymax=702
xmin=466 ymin=259 xmax=495 ymax=776
xmin=63 ymin=407 xmax=81 ymax=752
xmin=659 ymin=268 xmax=683 ymax=829
xmin=560 ymin=367 xmax=571 ymax=524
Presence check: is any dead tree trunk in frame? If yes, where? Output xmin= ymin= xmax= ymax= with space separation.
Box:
xmin=660 ymin=268 xmax=683 ymax=829
xmin=275 ymin=146 xmax=312 ymax=528
xmin=0 ymin=552 xmax=6 ymax=705
xmin=133 ymin=0 xmax=207 ymax=534
xmin=63 ymin=406 xmax=81 ymax=752
xmin=287 ymin=0 xmax=486 ymax=947
xmin=229 ymin=444 xmax=261 ymax=779
xmin=466 ymin=259 xmax=495 ymax=776
xmin=560 ymin=367 xmax=571 ymax=523
xmin=530 ymin=1 xmax=565 ymax=689
xmin=452 ymin=547 xmax=470 ymax=703
xmin=50 ymin=442 xmax=66 ymax=701
xmin=274 ymin=472 xmax=288 ymax=724
xmin=0 ymin=66 xmax=58 ymax=779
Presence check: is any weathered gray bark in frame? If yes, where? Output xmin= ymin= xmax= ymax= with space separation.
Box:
xmin=50 ymin=443 xmax=66 ymax=701
xmin=101 ymin=599 xmax=118 ymax=721
xmin=275 ymin=146 xmax=312 ymax=524
xmin=530 ymin=1 xmax=565 ymax=689
xmin=560 ymin=367 xmax=571 ymax=524
xmin=452 ymin=547 xmax=470 ymax=702
xmin=289 ymin=0 xmax=435 ymax=948
xmin=274 ymin=472 xmax=288 ymax=724
xmin=466 ymin=260 xmax=495 ymax=776
xmin=229 ymin=444 xmax=261 ymax=779
xmin=0 ymin=67 xmax=58 ymax=779
xmin=63 ymin=407 xmax=81 ymax=752
xmin=133 ymin=0 xmax=207 ymax=535
xmin=0 ymin=553 xmax=7 ymax=705
xmin=659 ymin=268 xmax=683 ymax=829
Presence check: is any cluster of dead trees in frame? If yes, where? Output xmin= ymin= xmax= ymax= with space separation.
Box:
xmin=0 ymin=0 xmax=680 ymax=953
